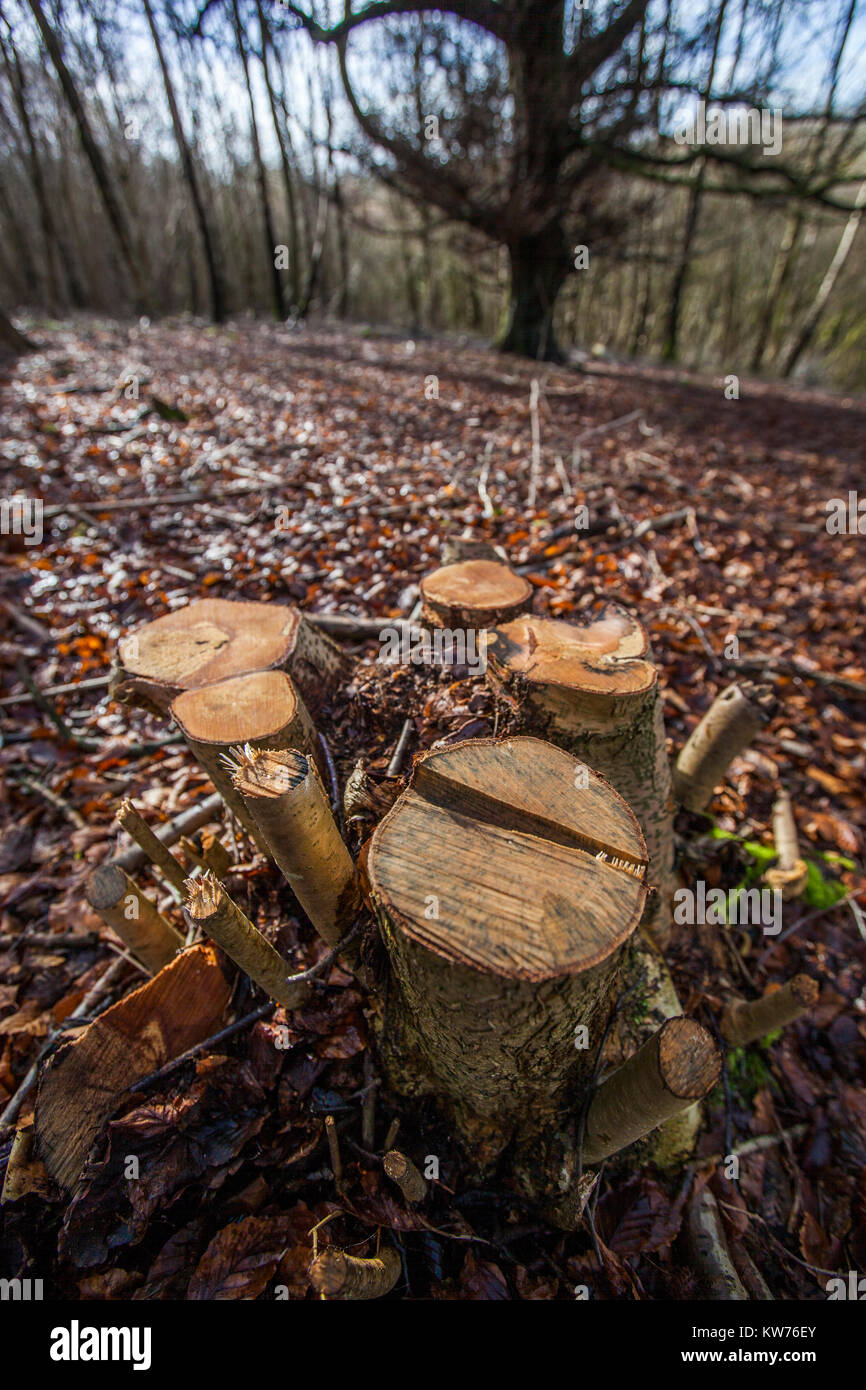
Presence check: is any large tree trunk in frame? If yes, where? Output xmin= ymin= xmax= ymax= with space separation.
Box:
xmin=498 ymin=227 xmax=572 ymax=361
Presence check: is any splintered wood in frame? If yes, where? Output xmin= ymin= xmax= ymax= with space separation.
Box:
xmin=367 ymin=736 xmax=647 ymax=1162
xmin=229 ymin=745 xmax=359 ymax=948
xmin=171 ymin=669 xmax=318 ymax=849
xmin=33 ymin=945 xmax=231 ymax=1190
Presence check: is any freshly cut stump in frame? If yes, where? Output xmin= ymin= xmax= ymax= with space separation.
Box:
xmin=367 ymin=736 xmax=648 ymax=1167
xmin=486 ymin=608 xmax=675 ymax=948
xmin=114 ymin=597 xmax=345 ymax=715
xmin=171 ymin=670 xmax=318 ymax=851
xmin=420 ymin=560 xmax=532 ymax=628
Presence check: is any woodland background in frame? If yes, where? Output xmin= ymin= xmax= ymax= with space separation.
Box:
xmin=0 ymin=0 xmax=865 ymax=381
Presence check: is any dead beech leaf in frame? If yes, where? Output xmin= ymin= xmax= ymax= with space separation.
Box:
xmin=187 ymin=1215 xmax=294 ymax=1300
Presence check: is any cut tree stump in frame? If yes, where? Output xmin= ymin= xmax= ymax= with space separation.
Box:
xmin=420 ymin=560 xmax=532 ymax=628
xmin=486 ymin=608 xmax=675 ymax=949
xmin=366 ymin=736 xmax=648 ymax=1168
xmin=171 ymin=670 xmax=318 ymax=851
xmin=33 ymin=944 xmax=231 ymax=1190
xmin=113 ymin=597 xmax=345 ymax=716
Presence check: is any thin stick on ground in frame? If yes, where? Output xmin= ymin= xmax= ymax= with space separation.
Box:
xmin=117 ymin=799 xmax=188 ymax=893
xmin=325 ymin=1114 xmax=342 ymax=1188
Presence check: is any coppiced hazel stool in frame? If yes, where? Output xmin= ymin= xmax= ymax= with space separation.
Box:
xmin=365 ymin=736 xmax=649 ymax=1173
xmin=113 ymin=596 xmax=345 ymax=716
xmin=420 ymin=559 xmax=533 ymax=628
xmin=486 ymin=606 xmax=675 ymax=948
xmin=171 ymin=669 xmax=318 ymax=851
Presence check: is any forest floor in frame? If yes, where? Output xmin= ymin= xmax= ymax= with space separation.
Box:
xmin=0 ymin=318 xmax=864 ymax=1300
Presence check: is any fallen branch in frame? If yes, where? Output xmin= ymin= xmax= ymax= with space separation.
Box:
xmin=309 ymin=1246 xmax=401 ymax=1301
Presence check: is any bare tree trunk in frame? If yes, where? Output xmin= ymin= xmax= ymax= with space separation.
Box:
xmin=0 ymin=304 xmax=34 ymax=353
xmin=256 ymin=0 xmax=301 ymax=309
xmin=143 ymin=0 xmax=225 ymax=323
xmin=0 ymin=25 xmax=82 ymax=309
xmin=661 ymin=0 xmax=728 ymax=362
xmin=25 ymin=0 xmax=148 ymax=312
xmin=231 ymin=0 xmax=284 ymax=320
xmin=779 ymin=181 xmax=866 ymax=378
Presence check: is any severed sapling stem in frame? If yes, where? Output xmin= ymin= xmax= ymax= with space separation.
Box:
xmin=184 ymin=873 xmax=308 ymax=1010
xmin=227 ymin=745 xmax=360 ymax=950
xmin=85 ymin=864 xmax=184 ymax=973
xmin=721 ymin=973 xmax=818 ymax=1047
xmin=582 ymin=1017 xmax=721 ymax=1165
xmin=117 ymin=799 xmax=188 ymax=893
xmin=673 ymin=681 xmax=775 ymax=813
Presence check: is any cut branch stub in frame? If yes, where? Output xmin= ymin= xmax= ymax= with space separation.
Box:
xmin=721 ymin=974 xmax=818 ymax=1047
xmin=420 ymin=559 xmax=532 ymax=628
xmin=85 ymin=864 xmax=184 ymax=973
xmin=230 ymin=745 xmax=360 ymax=950
xmin=171 ymin=670 xmax=318 ymax=851
xmin=114 ymin=597 xmax=345 ymax=716
xmin=486 ymin=608 xmax=674 ymax=950
xmin=673 ymin=681 xmax=775 ymax=813
xmin=582 ymin=1016 xmax=721 ymax=1165
xmin=367 ymin=736 xmax=647 ymax=1165
xmin=309 ymin=1246 xmax=401 ymax=1301
xmin=184 ymin=873 xmax=309 ymax=1010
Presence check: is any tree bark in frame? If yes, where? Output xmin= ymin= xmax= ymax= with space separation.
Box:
xmin=486 ymin=609 xmax=675 ymax=949
xmin=143 ymin=0 xmax=225 ymax=323
xmin=498 ymin=227 xmax=573 ymax=362
xmin=366 ymin=736 xmax=648 ymax=1170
